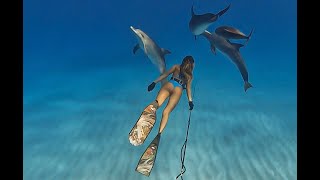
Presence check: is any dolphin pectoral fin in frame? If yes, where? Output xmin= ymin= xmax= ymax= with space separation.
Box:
xmin=194 ymin=35 xmax=197 ymax=40
xmin=161 ymin=48 xmax=171 ymax=56
xmin=210 ymin=44 xmax=216 ymax=55
xmin=231 ymin=42 xmax=244 ymax=51
xmin=133 ymin=44 xmax=140 ymax=54
xmin=226 ymin=39 xmax=232 ymax=44
xmin=217 ymin=4 xmax=231 ymax=17
xmin=244 ymin=82 xmax=253 ymax=92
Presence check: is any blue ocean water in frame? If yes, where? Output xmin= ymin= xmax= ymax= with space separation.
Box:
xmin=24 ymin=0 xmax=297 ymax=179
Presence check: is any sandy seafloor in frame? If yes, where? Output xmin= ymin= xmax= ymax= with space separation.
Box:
xmin=23 ymin=52 xmax=296 ymax=179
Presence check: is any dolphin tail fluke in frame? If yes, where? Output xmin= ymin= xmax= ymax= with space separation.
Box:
xmin=244 ymin=82 xmax=253 ymax=92
xmin=160 ymin=79 xmax=168 ymax=87
xmin=161 ymin=48 xmax=171 ymax=56
xmin=244 ymin=28 xmax=254 ymax=46
xmin=217 ymin=4 xmax=231 ymax=17
xmin=158 ymin=70 xmax=168 ymax=87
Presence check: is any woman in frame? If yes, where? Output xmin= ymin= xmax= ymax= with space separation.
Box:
xmin=130 ymin=55 xmax=195 ymax=176
xmin=147 ymin=55 xmax=195 ymax=134
xmin=129 ymin=55 xmax=195 ymax=146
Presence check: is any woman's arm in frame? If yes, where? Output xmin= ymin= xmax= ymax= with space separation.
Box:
xmin=153 ymin=65 xmax=177 ymax=83
xmin=186 ymin=79 xmax=193 ymax=102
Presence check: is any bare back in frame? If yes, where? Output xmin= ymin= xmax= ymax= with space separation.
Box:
xmin=171 ymin=65 xmax=181 ymax=79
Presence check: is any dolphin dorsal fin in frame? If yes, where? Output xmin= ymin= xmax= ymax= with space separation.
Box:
xmin=231 ymin=42 xmax=244 ymax=51
xmin=191 ymin=5 xmax=195 ymax=16
xmin=161 ymin=48 xmax=171 ymax=56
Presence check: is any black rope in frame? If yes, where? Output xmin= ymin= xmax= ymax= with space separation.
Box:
xmin=176 ymin=82 xmax=196 ymax=180
xmin=176 ymin=110 xmax=192 ymax=180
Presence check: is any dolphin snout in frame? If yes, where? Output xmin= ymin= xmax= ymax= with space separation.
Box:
xmin=130 ymin=26 xmax=136 ymax=32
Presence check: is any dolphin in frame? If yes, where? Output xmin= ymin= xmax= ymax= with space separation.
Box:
xmin=201 ymin=30 xmax=253 ymax=92
xmin=130 ymin=26 xmax=171 ymax=85
xmin=215 ymin=26 xmax=254 ymax=44
xmin=189 ymin=4 xmax=231 ymax=38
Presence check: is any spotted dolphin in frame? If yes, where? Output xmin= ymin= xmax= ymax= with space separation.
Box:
xmin=189 ymin=4 xmax=231 ymax=38
xmin=215 ymin=26 xmax=254 ymax=44
xmin=130 ymin=26 xmax=171 ymax=85
xmin=201 ymin=30 xmax=253 ymax=92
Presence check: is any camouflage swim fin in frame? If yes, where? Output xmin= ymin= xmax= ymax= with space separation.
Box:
xmin=129 ymin=101 xmax=158 ymax=146
xmin=135 ymin=133 xmax=161 ymax=176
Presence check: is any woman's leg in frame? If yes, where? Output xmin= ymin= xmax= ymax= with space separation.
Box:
xmin=154 ymin=83 xmax=173 ymax=107
xmin=158 ymin=87 xmax=183 ymax=133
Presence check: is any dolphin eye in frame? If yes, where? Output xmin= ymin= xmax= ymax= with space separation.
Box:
xmin=141 ymin=34 xmax=144 ymax=38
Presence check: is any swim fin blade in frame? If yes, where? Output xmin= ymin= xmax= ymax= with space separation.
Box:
xmin=129 ymin=101 xmax=158 ymax=146
xmin=135 ymin=133 xmax=161 ymax=176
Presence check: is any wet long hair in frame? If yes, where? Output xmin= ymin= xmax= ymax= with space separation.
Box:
xmin=180 ymin=55 xmax=195 ymax=83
